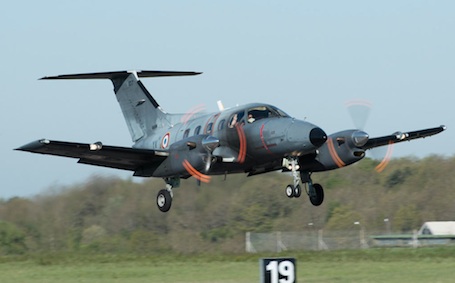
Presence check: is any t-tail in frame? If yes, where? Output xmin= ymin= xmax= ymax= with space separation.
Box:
xmin=41 ymin=70 xmax=201 ymax=142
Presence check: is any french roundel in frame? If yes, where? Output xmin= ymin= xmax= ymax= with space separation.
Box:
xmin=161 ymin=133 xmax=170 ymax=149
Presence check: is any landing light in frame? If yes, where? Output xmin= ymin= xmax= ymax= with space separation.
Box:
xmin=89 ymin=142 xmax=103 ymax=151
xmin=287 ymin=165 xmax=300 ymax=170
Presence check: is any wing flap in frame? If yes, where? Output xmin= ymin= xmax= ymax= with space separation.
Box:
xmin=362 ymin=125 xmax=446 ymax=150
xmin=16 ymin=139 xmax=167 ymax=176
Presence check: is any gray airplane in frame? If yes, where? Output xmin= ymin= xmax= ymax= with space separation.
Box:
xmin=16 ymin=70 xmax=446 ymax=212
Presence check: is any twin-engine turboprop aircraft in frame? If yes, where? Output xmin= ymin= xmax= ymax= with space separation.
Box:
xmin=16 ymin=70 xmax=446 ymax=212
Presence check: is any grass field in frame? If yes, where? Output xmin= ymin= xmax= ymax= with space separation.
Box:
xmin=1 ymin=247 xmax=455 ymax=282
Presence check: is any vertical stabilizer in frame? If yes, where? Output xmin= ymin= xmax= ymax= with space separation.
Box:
xmin=112 ymin=72 xmax=165 ymax=141
xmin=41 ymin=70 xmax=201 ymax=142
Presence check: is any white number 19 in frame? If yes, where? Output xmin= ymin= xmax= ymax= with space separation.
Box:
xmin=265 ymin=260 xmax=295 ymax=283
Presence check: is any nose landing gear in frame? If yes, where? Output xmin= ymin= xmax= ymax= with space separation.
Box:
xmin=284 ymin=158 xmax=324 ymax=206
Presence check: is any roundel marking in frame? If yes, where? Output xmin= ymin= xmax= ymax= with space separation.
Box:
xmin=161 ymin=133 xmax=170 ymax=149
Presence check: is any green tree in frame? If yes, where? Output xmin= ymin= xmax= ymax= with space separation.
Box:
xmin=394 ymin=205 xmax=421 ymax=232
xmin=0 ymin=221 xmax=27 ymax=254
xmin=325 ymin=205 xmax=363 ymax=230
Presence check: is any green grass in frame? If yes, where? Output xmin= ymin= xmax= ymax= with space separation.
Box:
xmin=1 ymin=247 xmax=455 ymax=282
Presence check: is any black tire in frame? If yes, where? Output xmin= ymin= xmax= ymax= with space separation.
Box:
xmin=285 ymin=184 xmax=294 ymax=198
xmin=157 ymin=189 xmax=172 ymax=212
xmin=294 ymin=184 xmax=302 ymax=198
xmin=309 ymin=183 xmax=324 ymax=206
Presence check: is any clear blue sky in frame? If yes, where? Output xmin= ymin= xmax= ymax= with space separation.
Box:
xmin=1 ymin=1 xmax=453 ymax=199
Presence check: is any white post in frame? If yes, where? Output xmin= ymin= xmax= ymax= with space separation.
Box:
xmin=246 ymin=232 xmax=256 ymax=253
xmin=318 ymin=229 xmax=328 ymax=250
xmin=412 ymin=230 xmax=420 ymax=248
xmin=277 ymin=231 xmax=287 ymax=252
xmin=360 ymin=228 xmax=369 ymax=249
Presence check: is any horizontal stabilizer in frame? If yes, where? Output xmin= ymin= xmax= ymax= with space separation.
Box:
xmin=40 ymin=70 xmax=202 ymax=80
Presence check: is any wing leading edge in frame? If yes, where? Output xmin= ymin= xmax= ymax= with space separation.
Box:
xmin=15 ymin=139 xmax=168 ymax=177
xmin=362 ymin=125 xmax=446 ymax=150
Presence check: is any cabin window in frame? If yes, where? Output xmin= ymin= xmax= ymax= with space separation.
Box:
xmin=206 ymin=122 xmax=213 ymax=134
xmin=194 ymin=126 xmax=201 ymax=135
xmin=218 ymin=119 xmax=225 ymax=131
xmin=183 ymin=128 xmax=190 ymax=139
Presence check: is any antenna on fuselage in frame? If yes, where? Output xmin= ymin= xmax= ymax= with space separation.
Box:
xmin=217 ymin=100 xmax=225 ymax=111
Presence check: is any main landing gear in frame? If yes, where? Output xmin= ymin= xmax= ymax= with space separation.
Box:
xmin=285 ymin=158 xmax=324 ymax=206
xmin=156 ymin=177 xmax=179 ymax=213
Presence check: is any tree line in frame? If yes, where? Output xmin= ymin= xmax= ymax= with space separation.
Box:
xmin=1 ymin=155 xmax=454 ymax=255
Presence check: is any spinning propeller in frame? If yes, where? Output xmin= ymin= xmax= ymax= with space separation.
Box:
xmin=182 ymin=135 xmax=220 ymax=183
xmin=181 ymin=104 xmax=207 ymax=125
xmin=345 ymin=100 xmax=394 ymax=172
xmin=179 ymin=102 xmax=249 ymax=183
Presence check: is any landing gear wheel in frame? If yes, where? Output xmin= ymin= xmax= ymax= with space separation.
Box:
xmin=285 ymin=184 xmax=294 ymax=198
xmin=157 ymin=189 xmax=172 ymax=212
xmin=294 ymin=184 xmax=302 ymax=198
xmin=309 ymin=183 xmax=324 ymax=206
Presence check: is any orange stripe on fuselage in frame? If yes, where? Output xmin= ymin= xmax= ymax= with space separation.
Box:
xmin=236 ymin=124 xmax=246 ymax=163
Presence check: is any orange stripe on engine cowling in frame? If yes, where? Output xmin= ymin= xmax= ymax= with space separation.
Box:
xmin=327 ymin=138 xmax=346 ymax=168
xmin=182 ymin=159 xmax=211 ymax=183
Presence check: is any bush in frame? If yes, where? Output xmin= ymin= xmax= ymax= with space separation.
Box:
xmin=0 ymin=221 xmax=27 ymax=254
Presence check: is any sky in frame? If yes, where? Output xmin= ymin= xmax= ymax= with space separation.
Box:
xmin=1 ymin=1 xmax=453 ymax=199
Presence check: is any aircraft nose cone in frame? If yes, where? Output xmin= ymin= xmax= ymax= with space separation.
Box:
xmin=310 ymin=127 xmax=327 ymax=147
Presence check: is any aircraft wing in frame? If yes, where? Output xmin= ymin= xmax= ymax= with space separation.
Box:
xmin=362 ymin=125 xmax=446 ymax=150
xmin=15 ymin=139 xmax=168 ymax=176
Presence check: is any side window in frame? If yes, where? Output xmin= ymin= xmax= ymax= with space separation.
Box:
xmin=183 ymin=128 xmax=190 ymax=139
xmin=218 ymin=119 xmax=225 ymax=131
xmin=206 ymin=122 xmax=213 ymax=134
xmin=194 ymin=125 xmax=201 ymax=135
xmin=229 ymin=111 xmax=245 ymax=128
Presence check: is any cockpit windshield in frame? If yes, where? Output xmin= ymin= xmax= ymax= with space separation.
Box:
xmin=246 ymin=106 xmax=289 ymax=123
xmin=270 ymin=106 xmax=290 ymax=118
xmin=228 ymin=105 xmax=290 ymax=127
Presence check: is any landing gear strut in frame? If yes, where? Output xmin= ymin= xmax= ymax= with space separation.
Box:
xmin=156 ymin=177 xmax=179 ymax=213
xmin=285 ymin=158 xmax=302 ymax=198
xmin=284 ymin=158 xmax=324 ymax=206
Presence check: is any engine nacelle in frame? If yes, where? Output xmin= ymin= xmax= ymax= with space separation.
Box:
xmin=300 ymin=130 xmax=368 ymax=172
xmin=153 ymin=135 xmax=217 ymax=177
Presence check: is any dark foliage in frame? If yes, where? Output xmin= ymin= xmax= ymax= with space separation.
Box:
xmin=1 ymin=155 xmax=453 ymax=254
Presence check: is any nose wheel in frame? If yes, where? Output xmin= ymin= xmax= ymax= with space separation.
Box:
xmin=286 ymin=184 xmax=302 ymax=198
xmin=284 ymin=158 xmax=324 ymax=206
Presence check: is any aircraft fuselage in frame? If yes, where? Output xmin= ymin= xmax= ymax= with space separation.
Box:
xmin=133 ymin=103 xmax=327 ymax=178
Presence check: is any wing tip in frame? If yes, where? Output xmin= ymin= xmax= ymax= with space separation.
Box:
xmin=15 ymin=139 xmax=49 ymax=151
